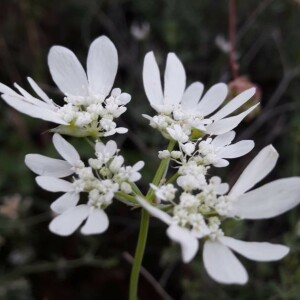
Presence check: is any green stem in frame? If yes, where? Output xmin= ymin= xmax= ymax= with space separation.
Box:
xmin=129 ymin=209 xmax=150 ymax=300
xmin=84 ymin=137 xmax=96 ymax=148
xmin=146 ymin=140 xmax=176 ymax=200
xmin=129 ymin=139 xmax=176 ymax=300
xmin=166 ymin=172 xmax=179 ymax=184
xmin=115 ymin=192 xmax=139 ymax=206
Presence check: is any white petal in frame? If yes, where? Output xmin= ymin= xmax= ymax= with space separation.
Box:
xmin=197 ymin=83 xmax=228 ymax=116
xmin=181 ymin=82 xmax=204 ymax=111
xmin=106 ymin=140 xmax=118 ymax=156
xmin=136 ymin=196 xmax=172 ymax=225
xmin=0 ymin=82 xmax=21 ymax=96
xmin=217 ymin=140 xmax=254 ymax=159
xmin=233 ymin=177 xmax=300 ymax=219
xmin=36 ymin=176 xmax=74 ymax=192
xmin=143 ymin=51 xmax=164 ymax=107
xmin=211 ymin=87 xmax=256 ymax=121
xmin=25 ymin=154 xmax=73 ymax=177
xmin=164 ymin=53 xmax=186 ymax=105
xmin=133 ymin=161 xmax=145 ymax=171
xmin=1 ymin=94 xmax=68 ymax=125
xmin=53 ymin=133 xmax=81 ymax=165
xmin=211 ymin=131 xmax=236 ymax=147
xmin=166 ymin=224 xmax=199 ymax=263
xmin=13 ymin=83 xmax=50 ymax=109
xmin=81 ymin=208 xmax=109 ymax=235
xmin=130 ymin=173 xmax=141 ymax=182
xmin=229 ymin=145 xmax=279 ymax=198
xmin=87 ymin=36 xmax=118 ymax=97
xmin=220 ymin=236 xmax=289 ymax=261
xmin=27 ymin=77 xmax=52 ymax=104
xmin=48 ymin=46 xmax=88 ymax=96
xmin=203 ymin=240 xmax=248 ymax=285
xmin=216 ymin=183 xmax=229 ymax=195
xmin=115 ymin=127 xmax=128 ymax=134
xmin=213 ymin=159 xmax=229 ymax=168
xmin=51 ymin=192 xmax=80 ymax=214
xmin=49 ymin=205 xmax=89 ymax=236
xmin=206 ymin=104 xmax=259 ymax=135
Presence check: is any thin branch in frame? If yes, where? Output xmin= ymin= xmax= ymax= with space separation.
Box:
xmin=123 ymin=252 xmax=174 ymax=300
xmin=229 ymin=0 xmax=239 ymax=79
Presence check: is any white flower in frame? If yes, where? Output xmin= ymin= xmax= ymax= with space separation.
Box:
xmin=197 ymin=131 xmax=254 ymax=167
xmin=49 ymin=204 xmax=109 ymax=236
xmin=96 ymin=140 xmax=118 ymax=160
xmin=35 ymin=176 xmax=82 ymax=215
xmin=142 ymin=51 xmax=259 ymax=137
xmin=25 ymin=134 xmax=144 ymax=236
xmin=25 ymin=133 xmax=84 ymax=178
xmin=229 ymin=145 xmax=300 ymax=220
xmin=35 ymin=175 xmax=113 ymax=236
xmin=166 ymin=124 xmax=189 ymax=143
xmin=116 ymin=161 xmax=145 ymax=183
xmin=0 ymin=36 xmax=129 ymax=136
xmin=136 ymin=145 xmax=300 ymax=284
xmin=150 ymin=183 xmax=177 ymax=202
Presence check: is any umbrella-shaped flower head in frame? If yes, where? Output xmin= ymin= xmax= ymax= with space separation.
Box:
xmin=136 ymin=145 xmax=300 ymax=284
xmin=0 ymin=36 xmax=130 ymax=138
xmin=142 ymin=51 xmax=259 ymax=142
xmin=25 ymin=134 xmax=144 ymax=236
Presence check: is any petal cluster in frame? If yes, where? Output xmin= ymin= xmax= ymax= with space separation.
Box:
xmin=137 ymin=145 xmax=300 ymax=284
xmin=142 ymin=52 xmax=259 ymax=142
xmin=0 ymin=36 xmax=130 ymax=138
xmin=26 ymin=134 xmax=144 ymax=236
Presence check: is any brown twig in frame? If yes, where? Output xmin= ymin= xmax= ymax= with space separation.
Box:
xmin=123 ymin=252 xmax=174 ymax=300
xmin=228 ymin=0 xmax=239 ymax=79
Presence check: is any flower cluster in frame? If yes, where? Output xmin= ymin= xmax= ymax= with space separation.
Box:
xmin=25 ymin=133 xmax=144 ymax=236
xmin=0 ymin=36 xmax=129 ymax=138
xmin=138 ymin=52 xmax=300 ymax=284
xmin=1 ymin=36 xmax=300 ymax=286
xmin=142 ymin=52 xmax=258 ymax=143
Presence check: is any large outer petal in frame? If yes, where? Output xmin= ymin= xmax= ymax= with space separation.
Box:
xmin=27 ymin=77 xmax=52 ymax=104
xmin=233 ymin=177 xmax=300 ymax=219
xmin=203 ymin=240 xmax=248 ymax=285
xmin=163 ymin=53 xmax=186 ymax=106
xmin=181 ymin=82 xmax=204 ymax=111
xmin=25 ymin=154 xmax=73 ymax=178
xmin=87 ymin=36 xmax=118 ymax=97
xmin=220 ymin=236 xmax=289 ymax=261
xmin=211 ymin=87 xmax=256 ymax=121
xmin=1 ymin=94 xmax=68 ymax=125
xmin=53 ymin=133 xmax=81 ymax=165
xmin=13 ymin=83 xmax=50 ymax=109
xmin=48 ymin=46 xmax=88 ymax=96
xmin=217 ymin=140 xmax=254 ymax=159
xmin=196 ymin=83 xmax=228 ymax=116
xmin=143 ymin=52 xmax=164 ymax=107
xmin=136 ymin=196 xmax=172 ymax=225
xmin=206 ymin=104 xmax=258 ymax=135
xmin=229 ymin=145 xmax=278 ymax=198
xmin=167 ymin=225 xmax=199 ymax=263
xmin=36 ymin=176 xmax=74 ymax=192
xmin=49 ymin=205 xmax=89 ymax=236
xmin=50 ymin=192 xmax=80 ymax=214
xmin=0 ymin=82 xmax=20 ymax=96
xmin=211 ymin=131 xmax=236 ymax=147
xmin=81 ymin=208 xmax=109 ymax=235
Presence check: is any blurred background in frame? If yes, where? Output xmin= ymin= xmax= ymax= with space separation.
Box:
xmin=0 ymin=0 xmax=300 ymax=299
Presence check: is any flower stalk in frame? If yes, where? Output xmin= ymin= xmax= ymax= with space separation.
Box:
xmin=129 ymin=140 xmax=176 ymax=300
